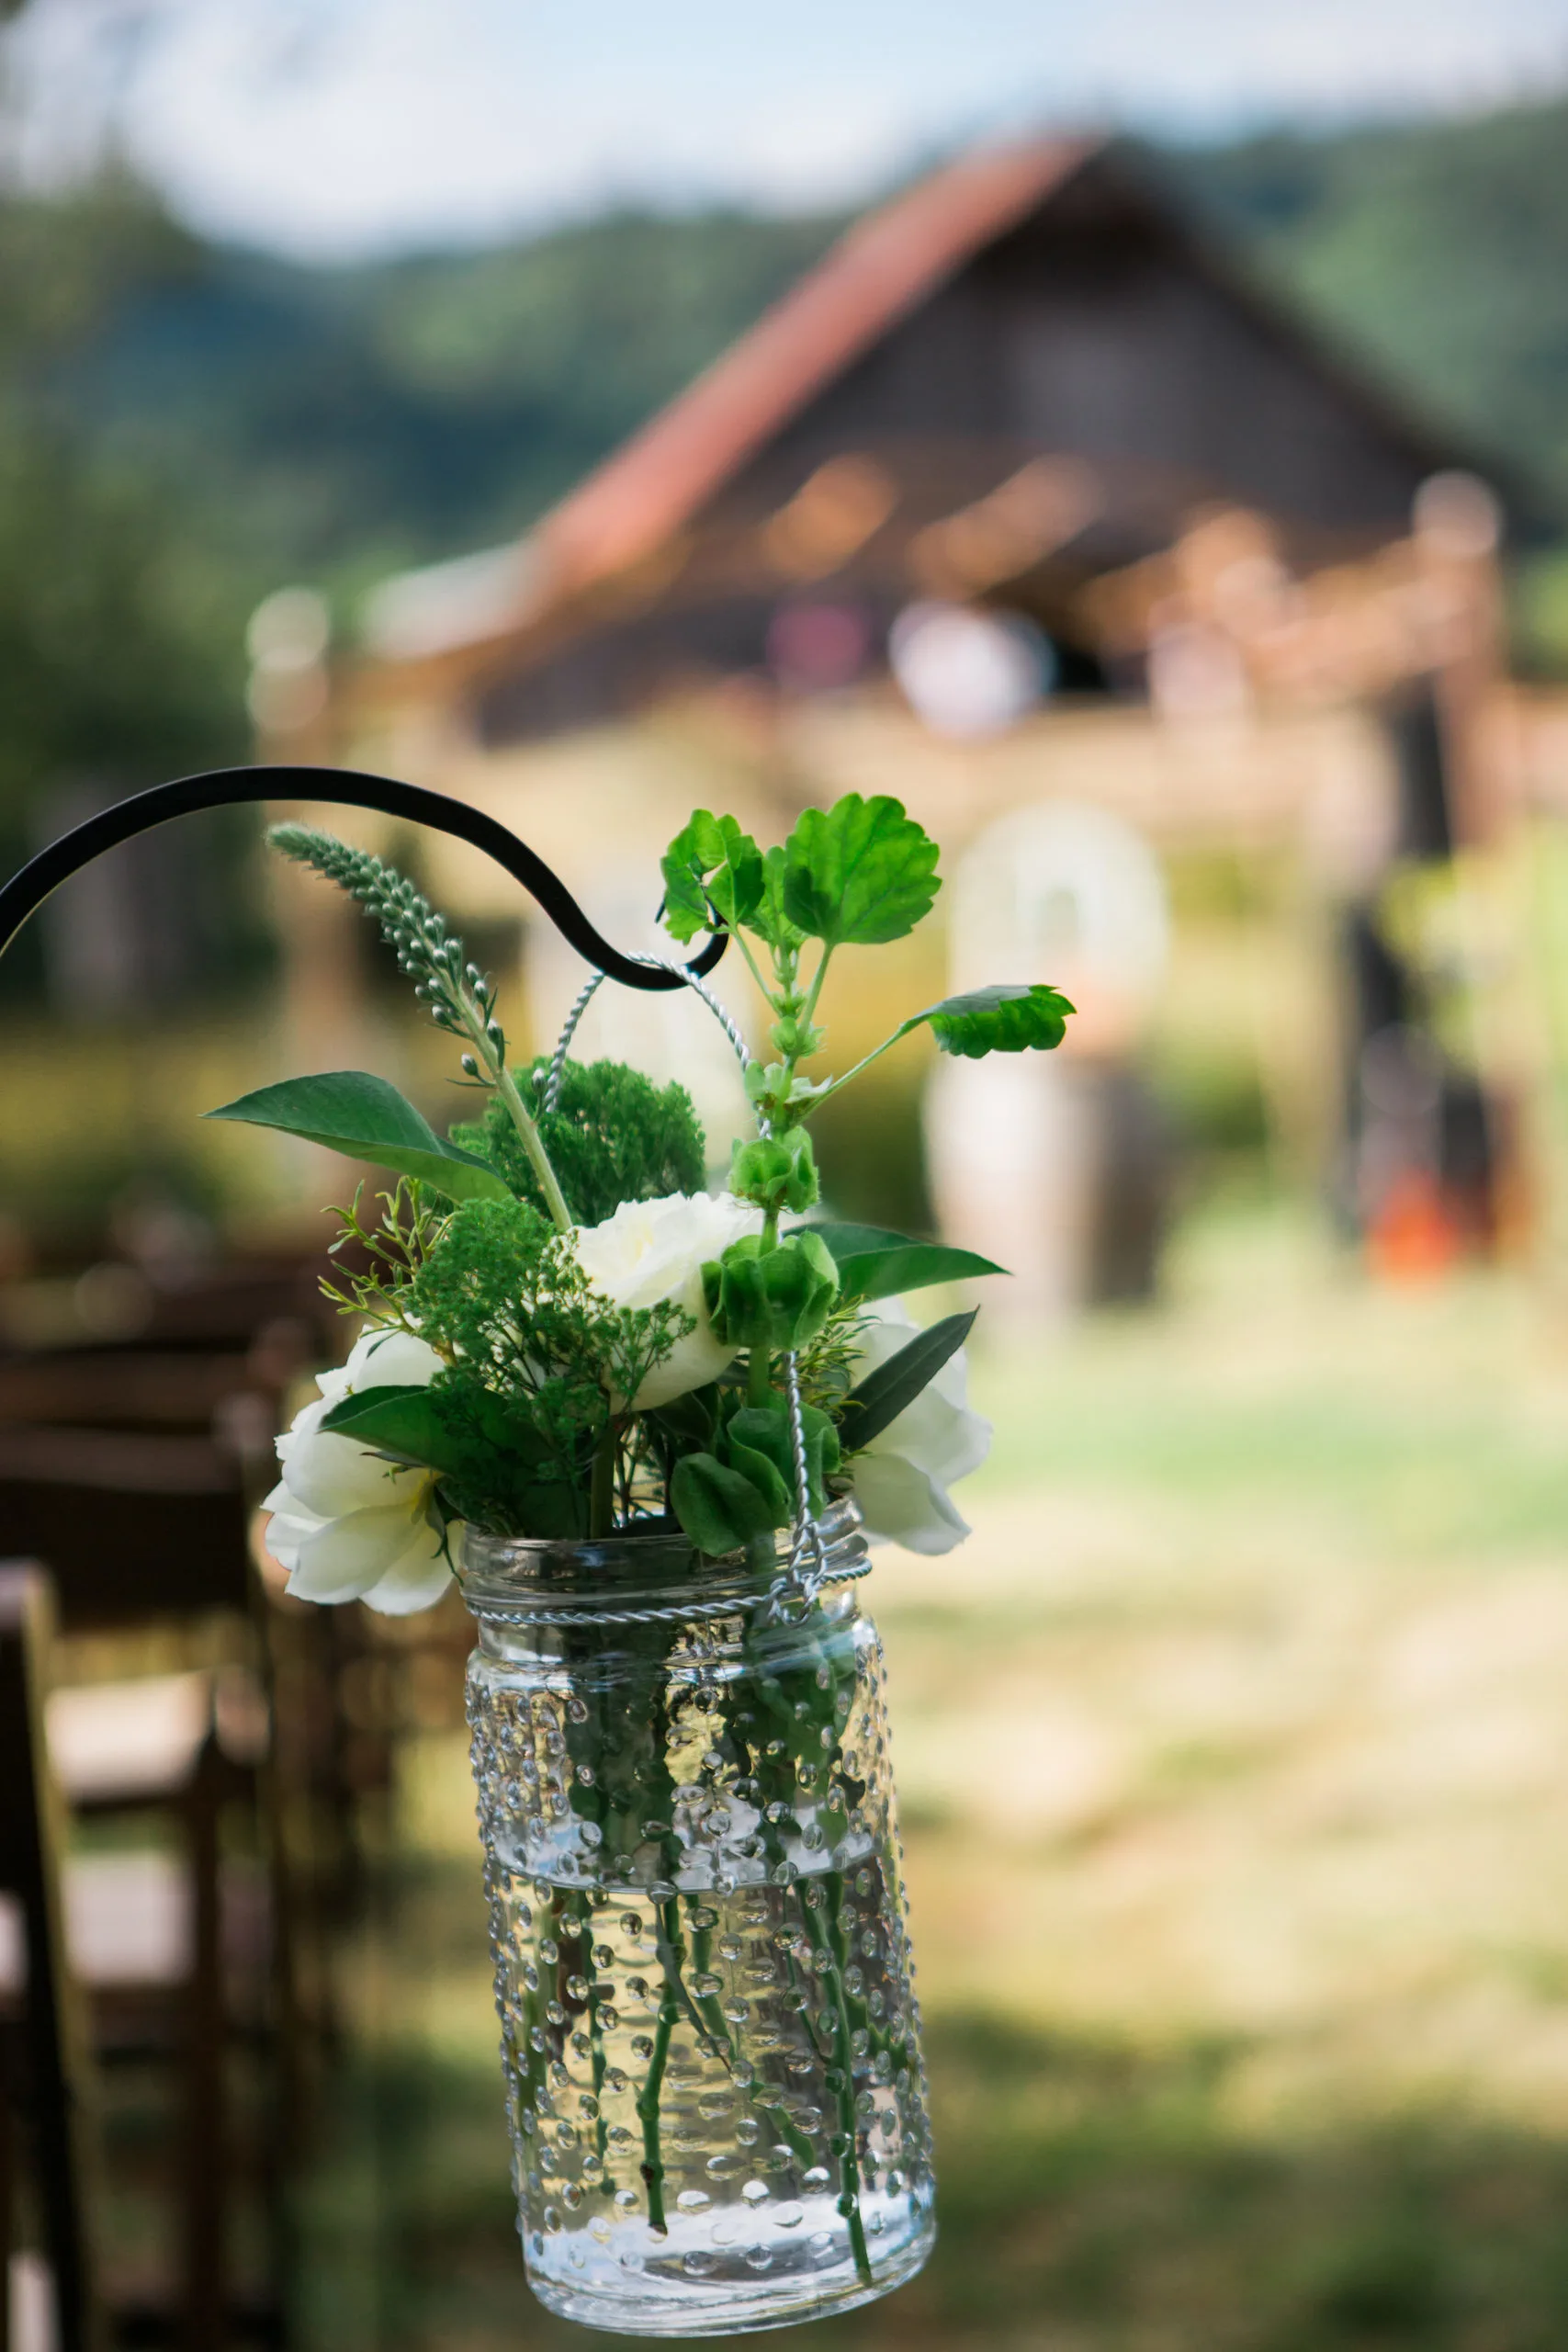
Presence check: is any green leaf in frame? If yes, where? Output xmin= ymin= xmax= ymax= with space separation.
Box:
xmin=752 ymin=844 xmax=805 ymax=952
xmin=907 ymin=983 xmax=1075 ymax=1059
xmin=782 ymin=793 xmax=941 ymax=946
xmin=205 ymin=1071 xmax=512 ymax=1202
xmin=670 ymin=1453 xmax=780 ymax=1555
xmin=318 ymin=1384 xmax=457 ymax=1472
xmin=728 ymin=1400 xmax=840 ymax=1518
xmin=839 ymin=1309 xmax=977 ymax=1453
xmin=811 ymin=1221 xmax=1007 ymax=1302
xmin=660 ymin=809 xmax=764 ymax=943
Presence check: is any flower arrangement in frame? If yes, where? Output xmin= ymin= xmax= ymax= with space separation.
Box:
xmin=214 ymin=789 xmax=1072 ymax=2327
xmin=223 ymin=793 xmax=1073 ymax=1604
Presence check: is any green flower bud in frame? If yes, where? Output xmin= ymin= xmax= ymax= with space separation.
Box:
xmin=769 ymin=1014 xmax=826 ymax=1060
xmin=728 ymin=1127 xmax=819 ymax=1215
xmin=707 ymin=1228 xmax=840 ymax=1351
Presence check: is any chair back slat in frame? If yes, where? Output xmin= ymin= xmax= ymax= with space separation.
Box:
xmin=0 ymin=1563 xmax=102 ymax=2352
xmin=0 ymin=1432 xmax=254 ymax=1633
xmin=0 ymin=1354 xmax=265 ymax=1436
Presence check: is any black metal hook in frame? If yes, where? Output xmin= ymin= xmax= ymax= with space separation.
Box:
xmin=0 ymin=764 xmax=728 ymax=989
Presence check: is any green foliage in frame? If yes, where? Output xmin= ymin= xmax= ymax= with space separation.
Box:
xmin=318 ymin=1383 xmax=463 ymax=1471
xmin=400 ymin=1194 xmax=692 ymax=1536
xmin=205 ymin=1069 xmax=511 ymax=1201
xmin=781 ymin=794 xmax=942 ymax=948
xmin=267 ymin=824 xmax=502 ymax=1053
xmin=754 ymin=845 xmax=807 ymax=954
xmin=728 ymin=1129 xmax=818 ymax=1216
xmin=812 ymin=1220 xmax=1007 ymax=1302
xmin=705 ymin=1229 xmax=840 ymax=1353
xmin=665 ymin=1389 xmax=841 ymax=1553
xmin=728 ymin=1397 xmax=840 ymax=1516
xmin=669 ymin=1450 xmax=780 ymax=1554
xmin=837 ymin=1309 xmax=977 ymax=1453
xmin=320 ymin=1180 xmax=440 ymax=1329
xmin=909 ymin=982 xmax=1076 ymax=1059
xmin=660 ymin=810 xmax=763 ymax=944
xmin=452 ymin=1057 xmax=705 ymax=1227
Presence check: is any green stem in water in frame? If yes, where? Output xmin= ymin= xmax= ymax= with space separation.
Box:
xmin=589 ymin=1423 xmax=618 ymax=1538
xmin=637 ymin=1898 xmax=686 ymax=2234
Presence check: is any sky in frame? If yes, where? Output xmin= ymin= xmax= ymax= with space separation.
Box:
xmin=6 ymin=0 xmax=1568 ymax=259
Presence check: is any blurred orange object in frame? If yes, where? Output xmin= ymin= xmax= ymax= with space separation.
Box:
xmin=1367 ymin=1170 xmax=1461 ymax=1283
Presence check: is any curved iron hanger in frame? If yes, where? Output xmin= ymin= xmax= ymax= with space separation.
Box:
xmin=0 ymin=763 xmax=727 ymax=988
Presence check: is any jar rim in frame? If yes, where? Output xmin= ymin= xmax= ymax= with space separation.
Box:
xmin=455 ymin=1495 xmax=865 ymax=1619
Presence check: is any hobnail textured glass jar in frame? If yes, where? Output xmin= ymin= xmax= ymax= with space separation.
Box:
xmin=457 ymin=1502 xmax=935 ymax=2336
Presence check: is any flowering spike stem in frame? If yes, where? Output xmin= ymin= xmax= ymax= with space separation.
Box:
xmin=268 ymin=822 xmax=573 ymax=1233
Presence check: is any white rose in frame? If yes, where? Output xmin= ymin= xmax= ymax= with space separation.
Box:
xmin=264 ymin=1325 xmax=456 ymax=1615
xmin=574 ymin=1190 xmax=761 ymax=1410
xmin=843 ymin=1301 xmax=991 ymax=1555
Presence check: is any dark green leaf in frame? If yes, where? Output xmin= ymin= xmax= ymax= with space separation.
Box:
xmin=206 ymin=1071 xmax=512 ymax=1202
xmin=319 ymin=1384 xmax=457 ymax=1472
xmin=648 ymin=1383 xmax=720 ymax=1451
xmin=839 ymin=1309 xmax=978 ymax=1453
xmin=670 ymin=1453 xmax=780 ymax=1555
xmin=908 ymin=982 xmax=1075 ymax=1059
xmin=782 ymin=794 xmax=940 ymax=946
xmin=728 ymin=1399 xmax=840 ymax=1518
xmin=660 ymin=809 xmax=764 ymax=943
xmin=811 ymin=1221 xmax=1007 ymax=1302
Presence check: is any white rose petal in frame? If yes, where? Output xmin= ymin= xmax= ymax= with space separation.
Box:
xmin=281 ymin=1428 xmax=418 ymax=1521
xmin=846 ymin=1449 xmax=972 ymax=1555
xmin=360 ymin=1528 xmax=458 ymax=1616
xmin=265 ymin=1321 xmax=452 ymax=1612
xmin=844 ymin=1300 xmax=991 ymax=1555
xmin=574 ymin=1191 xmax=761 ymax=1410
xmin=341 ymin=1327 xmax=445 ymax=1390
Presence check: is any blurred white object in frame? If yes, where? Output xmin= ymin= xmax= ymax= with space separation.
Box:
xmin=927 ymin=803 xmax=1170 ymax=1321
xmin=944 ymin=800 xmax=1168 ymax=1026
xmin=246 ymin=584 xmax=331 ymax=734
xmin=888 ymin=601 xmax=1052 ymax=737
xmin=7 ymin=2252 xmax=55 ymax=2352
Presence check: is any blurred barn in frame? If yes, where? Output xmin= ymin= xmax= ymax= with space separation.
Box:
xmin=266 ymin=135 xmax=1563 ymax=1311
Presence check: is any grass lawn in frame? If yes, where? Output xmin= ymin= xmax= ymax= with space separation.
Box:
xmin=299 ymin=1202 xmax=1568 ymax=2351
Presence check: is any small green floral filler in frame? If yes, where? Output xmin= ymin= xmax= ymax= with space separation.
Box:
xmin=217 ymin=792 xmax=1071 ymax=2312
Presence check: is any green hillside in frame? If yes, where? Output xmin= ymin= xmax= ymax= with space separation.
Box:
xmin=1165 ymin=98 xmax=1568 ymax=513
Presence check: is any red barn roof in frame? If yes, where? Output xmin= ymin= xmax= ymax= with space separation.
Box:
xmin=536 ymin=137 xmax=1100 ymax=605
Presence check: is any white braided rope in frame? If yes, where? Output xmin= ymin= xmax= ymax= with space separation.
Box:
xmin=783 ymin=1350 xmax=829 ymax=1598
xmin=659 ymin=959 xmax=756 ymax=1095
xmin=469 ymin=1556 xmax=870 ymax=1633
xmin=544 ymin=970 xmax=606 ymax=1113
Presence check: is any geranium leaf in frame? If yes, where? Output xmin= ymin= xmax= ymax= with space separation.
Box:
xmin=752 ymin=844 xmax=805 ymax=952
xmin=781 ymin=794 xmax=940 ymax=946
xmin=906 ymin=982 xmax=1075 ymax=1059
xmin=660 ymin=809 xmax=764 ymax=943
xmin=838 ymin=1309 xmax=977 ymax=1453
xmin=811 ymin=1221 xmax=1007 ymax=1302
xmin=205 ymin=1071 xmax=513 ymax=1202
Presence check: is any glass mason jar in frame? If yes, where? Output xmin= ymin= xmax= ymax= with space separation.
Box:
xmin=457 ymin=1500 xmax=936 ymax=2335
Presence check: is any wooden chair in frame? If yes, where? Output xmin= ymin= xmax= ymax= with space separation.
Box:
xmin=0 ymin=1563 xmax=103 ymax=2352
xmin=0 ymin=1441 xmax=292 ymax=2347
